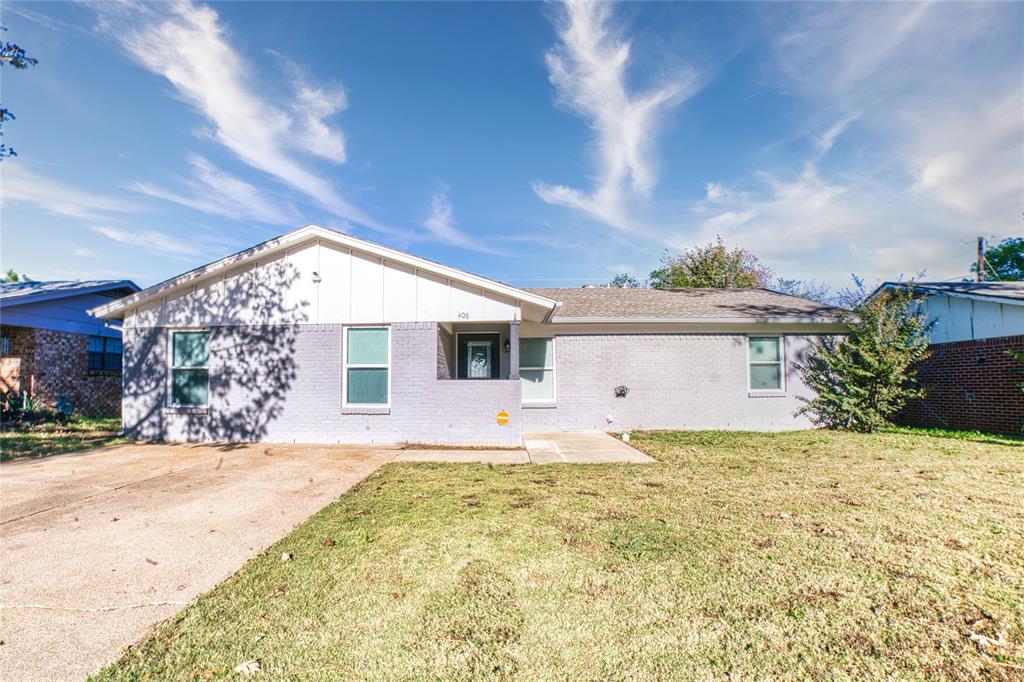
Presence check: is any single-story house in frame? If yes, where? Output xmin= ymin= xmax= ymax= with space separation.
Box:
xmin=877 ymin=281 xmax=1024 ymax=435
xmin=91 ymin=225 xmax=846 ymax=446
xmin=1 ymin=279 xmax=140 ymax=417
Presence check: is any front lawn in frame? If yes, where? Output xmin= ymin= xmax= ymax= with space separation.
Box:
xmin=0 ymin=417 xmax=129 ymax=462
xmin=95 ymin=429 xmax=1023 ymax=680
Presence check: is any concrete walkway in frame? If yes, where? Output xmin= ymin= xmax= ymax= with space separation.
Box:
xmin=394 ymin=431 xmax=653 ymax=464
xmin=524 ymin=431 xmax=655 ymax=463
xmin=0 ymin=443 xmax=396 ymax=681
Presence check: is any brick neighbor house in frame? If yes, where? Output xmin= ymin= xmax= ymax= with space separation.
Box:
xmin=1 ymin=280 xmax=140 ymax=418
xmin=90 ymin=225 xmax=848 ymax=445
xmin=877 ymin=281 xmax=1024 ymax=436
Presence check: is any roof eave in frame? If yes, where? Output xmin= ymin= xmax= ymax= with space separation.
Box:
xmin=873 ymin=282 xmax=1024 ymax=307
xmin=547 ymin=316 xmax=844 ymax=325
xmin=3 ymin=280 xmax=140 ymax=310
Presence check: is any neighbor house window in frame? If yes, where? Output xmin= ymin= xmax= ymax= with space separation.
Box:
xmin=88 ymin=335 xmax=123 ymax=372
xmin=344 ymin=327 xmax=390 ymax=406
xmin=170 ymin=331 xmax=210 ymax=406
xmin=520 ymin=337 xmax=555 ymax=402
xmin=748 ymin=336 xmax=784 ymax=391
xmin=1 ymin=335 xmax=10 ymax=357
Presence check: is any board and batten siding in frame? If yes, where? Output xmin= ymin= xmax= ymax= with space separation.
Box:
xmin=123 ymin=240 xmax=522 ymax=328
xmin=924 ymin=293 xmax=1024 ymax=343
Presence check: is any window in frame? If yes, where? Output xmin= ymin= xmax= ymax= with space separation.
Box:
xmin=88 ymin=336 xmax=123 ymax=372
xmin=520 ymin=337 xmax=555 ymax=402
xmin=344 ymin=327 xmax=390 ymax=406
xmin=748 ymin=336 xmax=784 ymax=391
xmin=1 ymin=335 xmax=10 ymax=357
xmin=170 ymin=331 xmax=210 ymax=406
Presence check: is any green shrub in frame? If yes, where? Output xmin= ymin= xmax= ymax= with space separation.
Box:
xmin=797 ymin=287 xmax=932 ymax=432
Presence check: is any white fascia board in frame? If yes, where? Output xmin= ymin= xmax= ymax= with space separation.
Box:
xmin=547 ymin=316 xmax=844 ymax=325
xmin=872 ymin=282 xmax=1024 ymax=308
xmin=92 ymin=225 xmax=557 ymax=319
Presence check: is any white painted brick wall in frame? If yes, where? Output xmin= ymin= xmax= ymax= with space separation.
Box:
xmin=521 ymin=334 xmax=819 ymax=432
xmin=123 ymin=326 xmax=823 ymax=444
xmin=124 ymin=323 xmax=523 ymax=446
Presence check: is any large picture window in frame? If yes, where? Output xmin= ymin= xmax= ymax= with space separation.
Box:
xmin=748 ymin=336 xmax=784 ymax=391
xmin=344 ymin=327 xmax=390 ymax=406
xmin=88 ymin=335 xmax=123 ymax=372
xmin=520 ymin=337 xmax=555 ymax=402
xmin=170 ymin=331 xmax=210 ymax=406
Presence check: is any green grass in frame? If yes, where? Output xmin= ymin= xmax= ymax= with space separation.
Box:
xmin=94 ymin=429 xmax=1023 ymax=681
xmin=0 ymin=417 xmax=128 ymax=462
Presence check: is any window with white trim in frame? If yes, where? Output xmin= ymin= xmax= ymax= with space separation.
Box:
xmin=344 ymin=327 xmax=390 ymax=406
xmin=748 ymin=336 xmax=784 ymax=391
xmin=170 ymin=331 xmax=210 ymax=406
xmin=520 ymin=337 xmax=555 ymax=402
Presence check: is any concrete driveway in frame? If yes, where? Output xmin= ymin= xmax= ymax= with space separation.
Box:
xmin=0 ymin=442 xmax=397 ymax=681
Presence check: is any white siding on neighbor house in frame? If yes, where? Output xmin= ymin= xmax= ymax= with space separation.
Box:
xmin=122 ymin=239 xmax=522 ymax=328
xmin=924 ymin=294 xmax=1024 ymax=343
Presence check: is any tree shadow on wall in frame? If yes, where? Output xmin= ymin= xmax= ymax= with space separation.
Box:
xmin=125 ymin=258 xmax=307 ymax=443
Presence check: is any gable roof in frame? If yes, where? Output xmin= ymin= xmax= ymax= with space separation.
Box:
xmin=525 ymin=287 xmax=844 ymax=323
xmin=91 ymin=225 xmax=558 ymax=320
xmin=0 ymin=280 xmax=140 ymax=308
xmin=876 ymin=281 xmax=1024 ymax=306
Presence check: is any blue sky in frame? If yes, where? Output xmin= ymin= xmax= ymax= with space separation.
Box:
xmin=2 ymin=1 xmax=1021 ymax=290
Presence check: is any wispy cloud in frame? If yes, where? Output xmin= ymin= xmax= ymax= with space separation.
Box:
xmin=92 ymin=225 xmax=200 ymax=257
xmin=72 ymin=247 xmax=98 ymax=258
xmin=131 ymin=154 xmax=298 ymax=225
xmin=94 ymin=1 xmax=391 ymax=233
xmin=767 ymin=2 xmax=1022 ymax=219
xmin=814 ymin=113 xmax=860 ymax=156
xmin=1 ymin=164 xmax=140 ymax=221
xmin=533 ymin=0 xmax=702 ymax=233
xmin=421 ymin=187 xmax=500 ymax=254
xmin=690 ymin=1 xmax=1022 ymax=285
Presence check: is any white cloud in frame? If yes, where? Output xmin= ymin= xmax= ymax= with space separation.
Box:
xmin=93 ymin=225 xmax=200 ymax=257
xmin=131 ymin=154 xmax=297 ymax=225
xmin=95 ymin=1 xmax=391 ymax=233
xmin=72 ymin=247 xmax=97 ymax=258
xmin=814 ymin=113 xmax=860 ymax=156
xmin=1 ymin=164 xmax=140 ymax=221
xmin=767 ymin=2 xmax=1022 ymax=219
xmin=291 ymin=76 xmax=348 ymax=164
xmin=421 ymin=187 xmax=500 ymax=254
xmin=533 ymin=0 xmax=702 ymax=233
xmin=687 ymin=1 xmax=1023 ymax=286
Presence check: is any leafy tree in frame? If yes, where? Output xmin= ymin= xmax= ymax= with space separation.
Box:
xmin=4 ymin=269 xmax=31 ymax=282
xmin=773 ymin=278 xmax=834 ymax=305
xmin=971 ymin=237 xmax=1024 ymax=281
xmin=796 ymin=286 xmax=932 ymax=432
xmin=650 ymin=236 xmax=772 ymax=289
xmin=608 ymin=272 xmax=645 ymax=288
xmin=0 ymin=27 xmax=38 ymax=160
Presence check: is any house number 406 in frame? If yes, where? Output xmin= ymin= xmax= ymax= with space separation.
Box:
xmin=457 ymin=312 xmax=471 ymax=319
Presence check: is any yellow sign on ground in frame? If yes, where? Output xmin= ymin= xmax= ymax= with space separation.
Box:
xmin=496 ymin=410 xmax=510 ymax=426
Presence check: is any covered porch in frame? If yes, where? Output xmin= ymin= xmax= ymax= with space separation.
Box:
xmin=436 ymin=321 xmax=523 ymax=381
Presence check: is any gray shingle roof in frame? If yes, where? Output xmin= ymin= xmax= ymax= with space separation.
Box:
xmin=881 ymin=281 xmax=1024 ymax=302
xmin=523 ymin=287 xmax=843 ymax=321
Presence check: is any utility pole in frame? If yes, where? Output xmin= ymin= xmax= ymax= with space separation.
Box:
xmin=977 ymin=236 xmax=986 ymax=282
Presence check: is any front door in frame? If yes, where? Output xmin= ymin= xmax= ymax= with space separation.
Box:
xmin=457 ymin=333 xmax=501 ymax=380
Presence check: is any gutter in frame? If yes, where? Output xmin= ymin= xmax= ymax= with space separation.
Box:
xmin=546 ymin=316 xmax=843 ymax=325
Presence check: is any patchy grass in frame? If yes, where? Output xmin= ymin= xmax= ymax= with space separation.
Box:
xmin=94 ymin=429 xmax=1023 ymax=680
xmin=0 ymin=417 xmax=128 ymax=462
